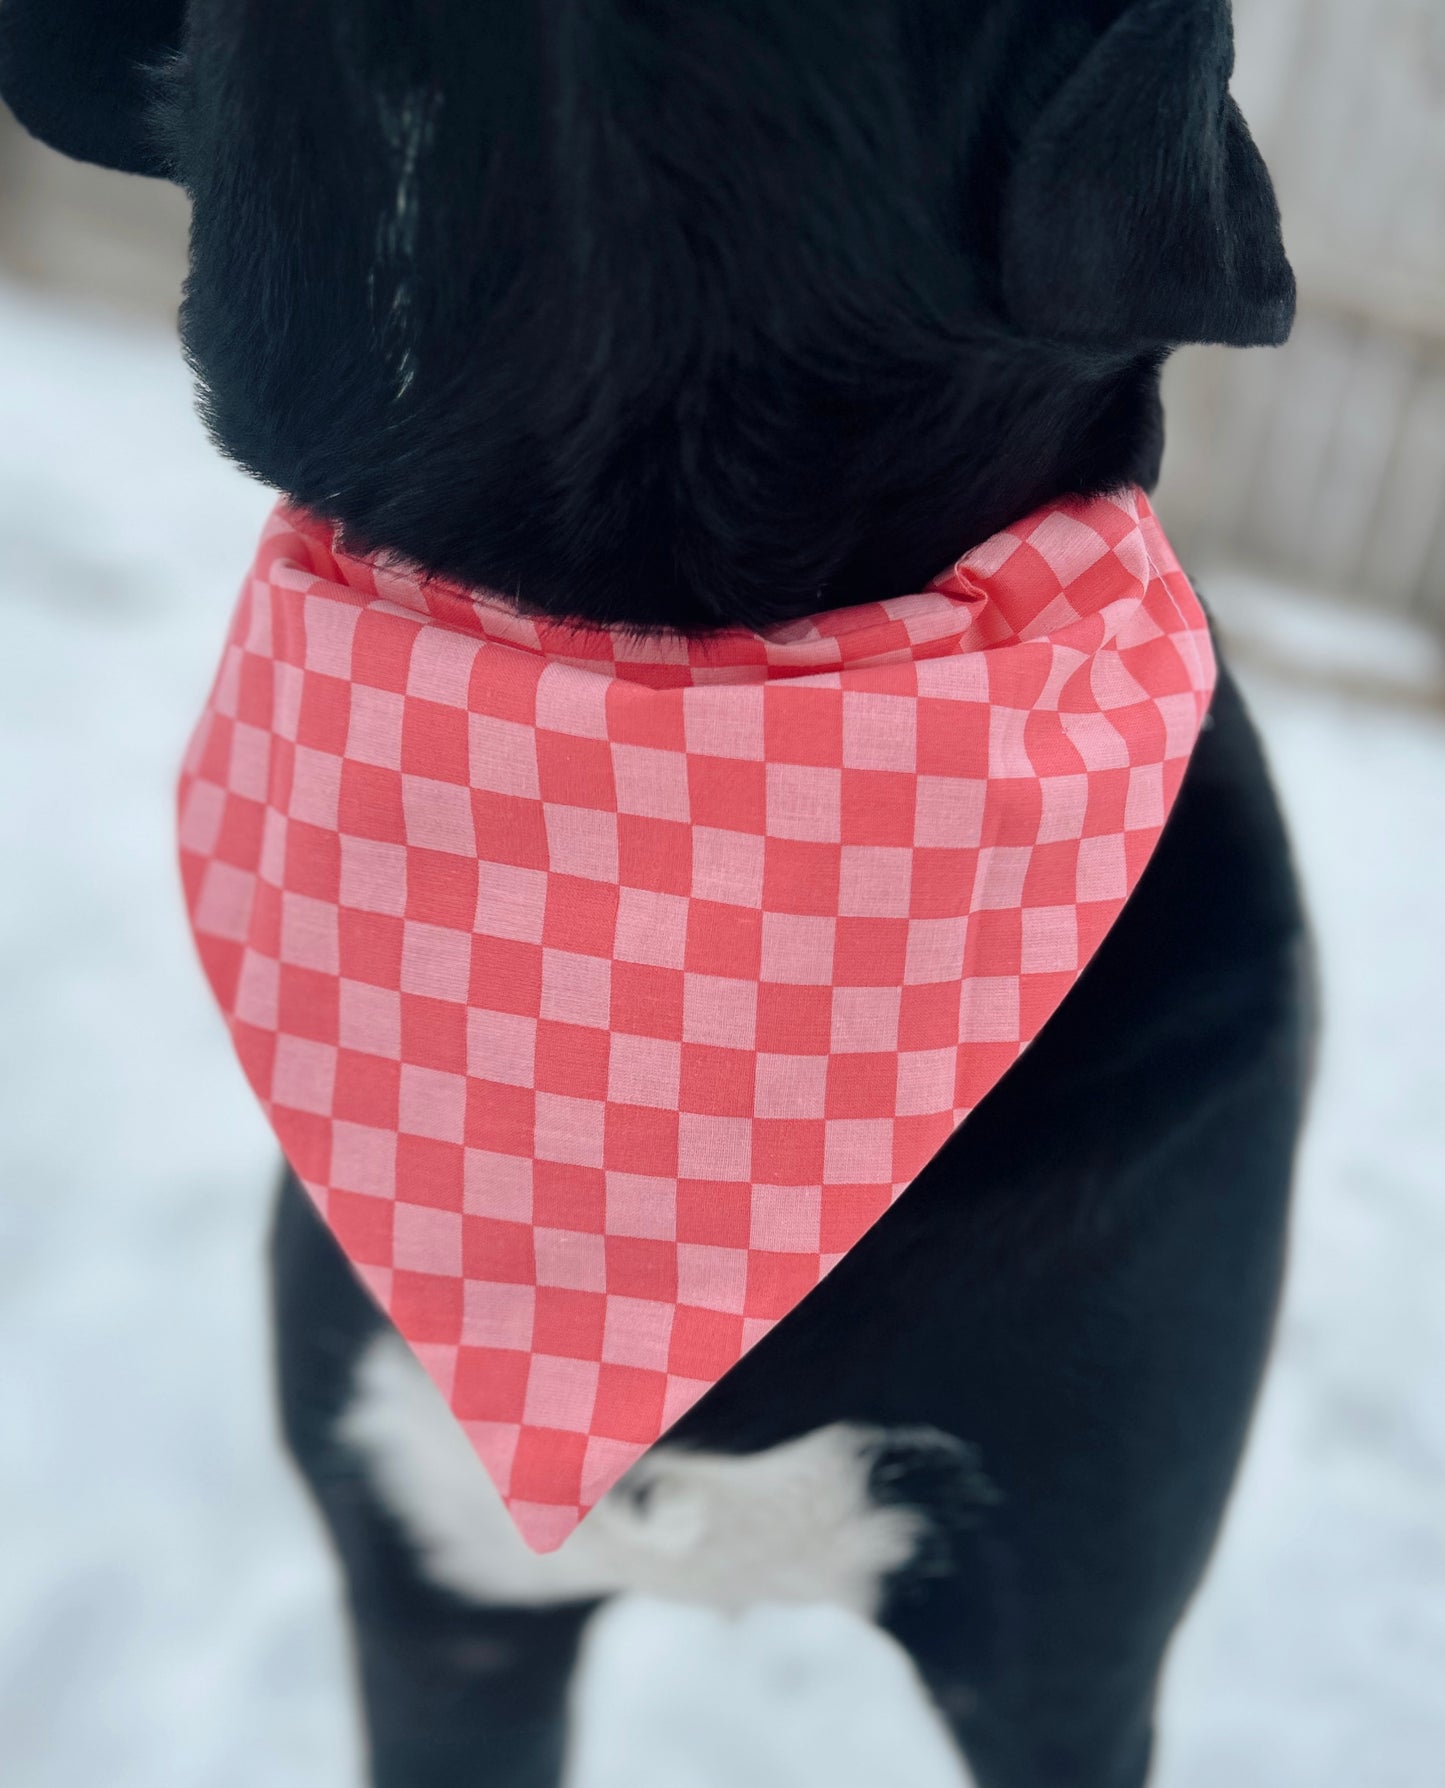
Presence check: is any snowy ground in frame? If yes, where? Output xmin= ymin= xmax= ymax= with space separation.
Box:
xmin=1 ymin=278 xmax=1442 ymax=1788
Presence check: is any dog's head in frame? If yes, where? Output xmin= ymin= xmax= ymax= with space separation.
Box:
xmin=2 ymin=1 xmax=1293 ymax=629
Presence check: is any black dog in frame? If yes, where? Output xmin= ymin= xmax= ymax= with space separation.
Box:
xmin=2 ymin=4 xmax=1311 ymax=1784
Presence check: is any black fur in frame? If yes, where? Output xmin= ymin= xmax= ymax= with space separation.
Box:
xmin=2 ymin=5 xmax=1310 ymax=1785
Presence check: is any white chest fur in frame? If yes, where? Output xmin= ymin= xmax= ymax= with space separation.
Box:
xmin=338 ymin=1333 xmax=942 ymax=1618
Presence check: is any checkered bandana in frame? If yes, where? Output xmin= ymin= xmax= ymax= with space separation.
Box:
xmin=178 ymin=486 xmax=1214 ymax=1550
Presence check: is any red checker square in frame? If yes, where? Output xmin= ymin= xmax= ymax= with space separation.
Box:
xmin=591 ymin=1365 xmax=668 ymax=1444
xmin=467 ymin=652 xmax=540 ymax=724
xmin=893 ymin=1110 xmax=958 ymax=1180
xmin=463 ymin=1215 xmax=537 ymax=1284
xmin=536 ymin=730 xmax=616 ymax=809
xmin=688 ymin=756 xmax=766 ymax=832
xmin=1020 ymin=971 xmax=1075 ymax=1043
xmin=542 ymin=877 xmax=619 ymax=957
xmin=214 ymin=796 xmax=267 ymax=869
xmin=675 ymin=1179 xmax=752 ymax=1249
xmin=899 ymin=981 xmax=962 ymax=1050
xmin=509 ymin=1427 xmax=587 ymax=1506
xmin=953 ymin=1041 xmax=1023 ymax=1112
xmin=333 ymin=1050 xmax=401 ymax=1127
xmin=532 ymin=1286 xmax=607 ymax=1359
xmin=283 ymin=821 xmax=341 ymax=902
xmin=982 ymin=779 xmax=1044 ymax=847
xmin=617 ymin=815 xmax=692 ymax=895
xmin=468 ymin=789 xmax=548 ymax=869
xmin=604 ymin=1236 xmax=678 ymax=1302
xmin=277 ymin=965 xmax=339 ymax=1045
xmin=1021 ymin=840 xmax=1080 ymax=908
xmin=968 ymin=907 xmax=1022 ymax=970
xmin=678 ymin=1044 xmax=755 ymax=1118
xmin=916 ymin=697 xmax=989 ymax=776
xmin=337 ymin=760 xmax=406 ymax=842
xmin=841 ymin=770 xmax=917 ymax=847
xmin=750 ymin=1119 xmax=826 ymax=1187
xmin=610 ymin=962 xmax=685 ymax=1041
xmin=826 ymin=1054 xmax=898 ymax=1118
xmin=832 ymin=917 xmax=909 ymax=986
xmin=1076 ymin=899 xmax=1123 ymax=962
xmin=464 ymin=1079 xmax=536 ymax=1157
xmin=755 ymin=983 xmax=833 ymax=1054
xmin=668 ymin=1304 xmax=745 ymax=1380
xmin=744 ymin=1251 xmax=822 ymax=1323
xmin=603 ymin=1104 xmax=679 ymax=1177
xmin=295 ymin=674 xmax=352 ymax=755
xmin=399 ymin=995 xmax=469 ymax=1073
xmin=247 ymin=881 xmax=282 ymax=957
xmin=390 ymin=1269 xmax=463 ymax=1344
xmin=605 ymin=681 xmax=685 ymax=750
xmin=1082 ymin=767 xmax=1131 ymax=833
xmin=1123 ymin=827 xmax=1160 ymax=883
xmin=910 ymin=848 xmax=973 ymax=918
xmin=764 ymin=686 xmax=842 ymax=765
xmin=683 ymin=908 xmax=761 ymax=979
xmin=469 ymin=934 xmax=543 ymax=1016
xmin=324 ymin=1187 xmax=394 ymax=1267
xmin=393 ymin=1135 xmax=466 ymax=1210
xmin=275 ymin=1110 xmax=330 ymax=1184
xmin=819 ymin=1184 xmax=893 ymax=1254
xmin=454 ymin=1347 xmax=531 ymax=1422
xmin=534 ymin=1021 xmax=611 ymax=1101
xmin=401 ymin=698 xmax=471 ymax=782
xmin=533 ymin=1162 xmax=607 ymax=1235
xmin=351 ymin=610 xmax=419 ymax=693
xmin=404 ymin=849 xmax=478 ymax=929
xmin=762 ymin=838 xmax=841 ymax=915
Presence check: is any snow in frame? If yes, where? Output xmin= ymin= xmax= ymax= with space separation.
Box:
xmin=1 ymin=278 xmax=1441 ymax=1787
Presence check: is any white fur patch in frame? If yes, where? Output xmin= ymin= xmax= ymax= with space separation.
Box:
xmin=339 ymin=1333 xmax=942 ymax=1617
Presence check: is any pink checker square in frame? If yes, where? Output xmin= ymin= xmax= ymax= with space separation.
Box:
xmin=1061 ymin=709 xmax=1130 ymax=771
xmin=543 ymin=805 xmax=619 ymax=884
xmin=1028 ymin=510 xmax=1109 ymax=583
xmin=760 ymin=912 xmax=836 ymax=985
xmin=1125 ymin=762 xmax=1166 ymax=831
xmin=749 ymin=1184 xmax=822 ymax=1252
xmin=330 ymin=1120 xmax=397 ymax=1198
xmin=612 ymin=745 xmax=691 ymax=821
xmin=271 ymin=1035 xmax=337 ymax=1115
xmin=393 ymin=1203 xmax=463 ymax=1276
xmin=682 ymin=974 xmax=757 ymax=1048
xmin=601 ymin=1296 xmax=675 ymax=1370
xmin=1076 ymin=833 xmax=1128 ymax=903
xmin=959 ymin=976 xmax=1021 ymax=1043
xmin=838 ymin=845 xmax=913 ymax=918
xmin=400 ymin=920 xmax=471 ymax=1000
xmin=831 ymin=985 xmax=901 ymax=1053
xmin=402 ymin=776 xmax=477 ymax=856
xmin=682 ymin=685 xmax=765 ymax=760
xmin=234 ymin=950 xmax=279 ymax=1030
xmin=914 ymin=775 xmax=986 ymax=849
xmin=540 ymin=950 xmax=612 ymax=1029
xmin=523 ymin=1355 xmax=600 ymax=1433
xmin=535 ymin=661 xmax=609 ymax=739
xmin=614 ymin=887 xmax=689 ymax=969
xmin=287 ymin=746 xmax=342 ymax=830
xmin=1037 ymin=775 xmax=1089 ymax=843
xmin=227 ymin=721 xmax=271 ymax=800
xmin=399 ymin=1063 xmax=467 ymax=1142
xmin=475 ymin=860 xmax=547 ymax=944
xmin=765 ymin=762 xmax=841 ymax=841
xmin=463 ymin=1281 xmax=536 ymax=1351
xmin=345 ymin=683 xmax=404 ymax=767
xmin=1158 ymin=692 xmax=1205 ymax=759
xmin=280 ymin=891 xmax=339 ymax=972
xmin=895 ymin=1048 xmax=958 ymax=1117
xmin=534 ymin=1092 xmax=607 ymax=1167
xmin=195 ymin=861 xmax=257 ymax=945
xmin=973 ymin=845 xmax=1033 ymax=912
xmin=692 ymin=827 xmax=765 ymax=908
xmin=405 ymin=625 xmax=475 ymax=706
xmin=988 ymin=706 xmax=1033 ymax=779
xmin=841 ymin=690 xmax=917 ymax=771
xmin=904 ymin=916 xmax=968 ymax=985
xmin=605 ymin=1172 xmax=677 ymax=1241
xmin=608 ymin=1034 xmax=681 ymax=1110
xmin=339 ymin=835 xmax=407 ymax=916
xmin=464 ymin=1149 xmax=534 ymax=1221
xmin=302 ymin=590 xmax=359 ymax=675
xmin=467 ymin=1007 xmax=537 ymax=1088
xmin=469 ymin=712 xmax=541 ymax=798
xmin=1021 ymin=905 xmax=1079 ymax=973
xmin=824 ymin=1118 xmax=895 ymax=1184
xmin=677 ymin=1113 xmax=753 ymax=1181
xmin=179 ymin=778 xmax=226 ymax=855
xmin=534 ymin=1227 xmax=608 ymax=1292
xmin=676 ymin=1243 xmax=750 ymax=1314
xmin=754 ymin=1053 xmax=828 ymax=1119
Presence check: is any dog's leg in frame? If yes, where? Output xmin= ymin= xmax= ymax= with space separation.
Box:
xmin=271 ymin=1170 xmax=603 ymax=1788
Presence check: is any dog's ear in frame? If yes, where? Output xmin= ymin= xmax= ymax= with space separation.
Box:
xmin=0 ymin=0 xmax=185 ymax=178
xmin=999 ymin=0 xmax=1295 ymax=350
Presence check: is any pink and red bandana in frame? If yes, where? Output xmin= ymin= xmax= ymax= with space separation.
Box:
xmin=178 ymin=487 xmax=1214 ymax=1550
